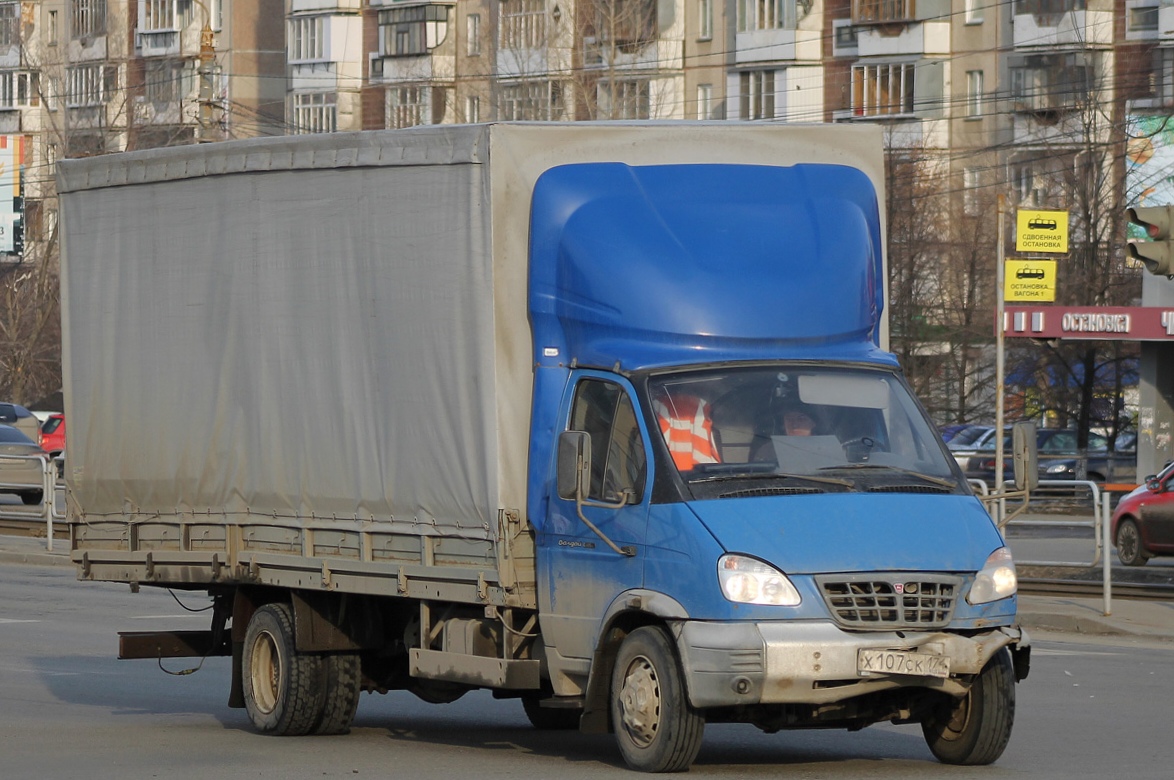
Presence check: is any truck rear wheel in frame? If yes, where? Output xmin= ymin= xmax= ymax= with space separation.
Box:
xmin=922 ymin=648 xmax=1015 ymax=765
xmin=242 ymin=603 xmax=326 ymax=736
xmin=610 ymin=626 xmax=704 ymax=773
xmin=313 ymin=652 xmax=361 ymax=735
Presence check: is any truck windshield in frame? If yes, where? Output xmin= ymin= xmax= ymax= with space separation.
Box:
xmin=646 ymin=366 xmax=960 ymax=493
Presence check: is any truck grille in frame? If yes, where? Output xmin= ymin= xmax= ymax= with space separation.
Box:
xmin=815 ymin=574 xmax=961 ymax=630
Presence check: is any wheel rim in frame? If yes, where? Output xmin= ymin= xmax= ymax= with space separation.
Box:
xmin=617 ymin=654 xmax=661 ymax=747
xmin=249 ymin=630 xmax=281 ymax=715
xmin=935 ymin=690 xmax=974 ymax=743
xmin=1119 ymin=523 xmax=1139 ymax=563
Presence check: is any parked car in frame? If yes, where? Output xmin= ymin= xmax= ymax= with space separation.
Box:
xmin=0 ymin=423 xmax=47 ymax=504
xmin=941 ymin=423 xmax=990 ymax=447
xmin=40 ymin=413 xmax=65 ymax=457
xmin=1111 ymin=461 xmax=1174 ymax=566
xmin=0 ymin=402 xmax=42 ymax=447
xmin=961 ymin=428 xmax=1137 ymax=486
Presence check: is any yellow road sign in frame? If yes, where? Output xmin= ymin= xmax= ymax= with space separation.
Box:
xmin=1016 ymin=209 xmax=1068 ymax=254
xmin=1004 ymin=259 xmax=1056 ymax=302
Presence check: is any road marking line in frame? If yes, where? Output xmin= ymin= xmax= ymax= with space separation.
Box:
xmin=0 ymin=619 xmax=41 ymax=624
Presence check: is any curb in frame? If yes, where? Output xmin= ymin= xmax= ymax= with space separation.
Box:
xmin=0 ymin=549 xmax=72 ymax=568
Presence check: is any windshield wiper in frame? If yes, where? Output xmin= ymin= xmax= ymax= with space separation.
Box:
xmin=690 ymin=471 xmax=855 ymax=489
xmin=818 ymin=464 xmax=958 ymax=489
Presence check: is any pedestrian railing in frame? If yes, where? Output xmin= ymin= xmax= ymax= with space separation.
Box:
xmin=0 ymin=452 xmax=66 ymax=551
xmin=992 ymin=480 xmax=1115 ymax=616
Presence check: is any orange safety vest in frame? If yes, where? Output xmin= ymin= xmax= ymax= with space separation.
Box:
xmin=653 ymin=395 xmax=720 ymax=471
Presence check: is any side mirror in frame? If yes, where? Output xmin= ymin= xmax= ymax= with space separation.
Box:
xmin=557 ymin=431 xmax=591 ymax=501
xmin=1147 ymin=476 xmax=1163 ymax=492
xmin=1011 ymin=422 xmax=1038 ymax=492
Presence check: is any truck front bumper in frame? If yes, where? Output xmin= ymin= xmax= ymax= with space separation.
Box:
xmin=674 ymin=619 xmax=1026 ymax=709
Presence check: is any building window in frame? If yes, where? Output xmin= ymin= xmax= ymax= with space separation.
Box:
xmin=1009 ymin=161 xmax=1035 ymax=204
xmin=66 ymin=64 xmax=116 ymax=107
xmin=738 ymin=0 xmax=799 ymax=32
xmin=145 ymin=59 xmax=182 ymax=103
xmin=388 ymin=86 xmax=427 ymax=128
xmin=851 ymin=62 xmax=914 ymax=117
xmin=467 ymin=13 xmax=481 ymax=55
xmin=853 ymin=0 xmax=914 ymax=24
xmin=963 ymin=168 xmax=980 ymax=216
xmin=964 ymin=0 xmax=983 ymax=23
xmin=0 ymin=3 xmax=18 ymax=47
xmin=966 ymin=70 xmax=983 ymax=118
xmin=834 ymin=23 xmax=858 ymax=50
xmin=740 ymin=70 xmax=775 ymax=120
xmin=290 ymin=16 xmax=325 ymax=62
xmin=1129 ymin=6 xmax=1159 ymax=32
xmin=599 ymin=79 xmax=650 ymax=119
xmin=500 ymin=80 xmax=564 ymax=121
xmin=1010 ymin=55 xmax=1092 ymax=112
xmin=48 ymin=10 xmax=59 ymax=45
xmin=698 ymin=0 xmax=713 ymax=40
xmin=143 ymin=0 xmax=176 ymax=31
xmin=0 ymin=71 xmax=38 ymax=109
xmin=293 ymin=92 xmax=337 ymax=134
xmin=466 ymin=94 xmax=480 ymax=123
xmin=71 ymin=0 xmax=106 ymax=39
xmin=501 ymin=0 xmax=546 ymax=50
xmin=381 ymin=4 xmax=451 ymax=57
xmin=1012 ymin=0 xmax=1086 ymax=13
xmin=697 ymin=83 xmax=712 ymax=120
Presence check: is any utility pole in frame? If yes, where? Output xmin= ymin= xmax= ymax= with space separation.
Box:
xmin=196 ymin=3 xmax=217 ymax=142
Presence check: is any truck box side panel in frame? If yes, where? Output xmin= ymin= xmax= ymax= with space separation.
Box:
xmin=59 ymin=132 xmax=517 ymax=542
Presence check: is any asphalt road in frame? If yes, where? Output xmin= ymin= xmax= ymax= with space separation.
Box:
xmin=2 ymin=563 xmax=1172 ymax=779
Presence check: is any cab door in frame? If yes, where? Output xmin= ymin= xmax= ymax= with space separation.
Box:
xmin=538 ymin=372 xmax=651 ymax=666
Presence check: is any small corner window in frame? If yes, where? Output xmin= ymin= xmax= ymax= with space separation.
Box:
xmin=966 ymin=70 xmax=984 ymax=118
xmin=964 ymin=0 xmax=984 ymax=24
xmin=467 ymin=13 xmax=481 ymax=56
xmin=1129 ymin=6 xmax=1159 ymax=32
xmin=698 ymin=0 xmax=713 ymax=41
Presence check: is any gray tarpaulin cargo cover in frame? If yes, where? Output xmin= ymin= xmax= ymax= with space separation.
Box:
xmin=58 ymin=123 xmax=885 ymax=544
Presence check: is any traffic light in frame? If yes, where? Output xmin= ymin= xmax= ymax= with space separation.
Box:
xmin=1127 ymin=205 xmax=1174 ymax=277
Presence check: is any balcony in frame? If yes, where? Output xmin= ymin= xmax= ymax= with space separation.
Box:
xmin=857 ymin=20 xmax=949 ymax=57
xmin=853 ymin=0 xmax=915 ymax=25
xmin=371 ymin=52 xmax=455 ymax=85
xmin=1012 ymin=6 xmax=1113 ymax=49
xmin=735 ymin=27 xmax=822 ymax=65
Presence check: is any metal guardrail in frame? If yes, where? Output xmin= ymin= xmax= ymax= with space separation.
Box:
xmin=0 ymin=453 xmax=65 ymax=551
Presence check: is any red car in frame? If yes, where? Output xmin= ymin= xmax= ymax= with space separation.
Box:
xmin=1111 ymin=461 xmax=1174 ymax=566
xmin=41 ymin=413 xmax=65 ymax=457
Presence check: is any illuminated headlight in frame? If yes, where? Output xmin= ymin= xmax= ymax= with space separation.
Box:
xmin=968 ymin=547 xmax=1018 ymax=605
xmin=718 ymin=554 xmax=801 ymax=606
xmin=1045 ymin=463 xmax=1072 ymax=474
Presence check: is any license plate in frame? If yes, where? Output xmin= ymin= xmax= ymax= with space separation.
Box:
xmin=857 ymin=648 xmax=950 ymax=679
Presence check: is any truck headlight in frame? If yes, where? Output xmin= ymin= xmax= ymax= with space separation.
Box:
xmin=718 ymin=554 xmax=801 ymax=606
xmin=968 ymin=547 xmax=1017 ymax=605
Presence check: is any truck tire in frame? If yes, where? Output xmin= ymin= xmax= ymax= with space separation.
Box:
xmin=242 ymin=603 xmax=326 ymax=736
xmin=922 ymin=648 xmax=1015 ymax=765
xmin=521 ymin=694 xmax=581 ymax=730
xmin=1115 ymin=519 xmax=1149 ymax=567
xmin=610 ymin=626 xmax=704 ymax=773
xmin=313 ymin=652 xmax=361 ymax=735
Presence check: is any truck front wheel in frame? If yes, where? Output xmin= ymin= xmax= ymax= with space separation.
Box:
xmin=922 ymin=648 xmax=1015 ymax=765
xmin=242 ymin=603 xmax=327 ymax=736
xmin=610 ymin=626 xmax=704 ymax=772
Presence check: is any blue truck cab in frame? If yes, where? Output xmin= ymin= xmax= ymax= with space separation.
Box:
xmin=526 ymin=162 xmax=1028 ymax=771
